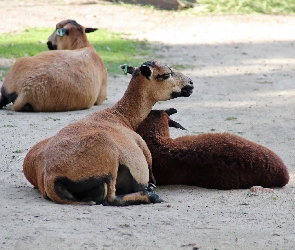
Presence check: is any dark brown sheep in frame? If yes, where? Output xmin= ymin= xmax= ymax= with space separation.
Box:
xmin=136 ymin=109 xmax=289 ymax=189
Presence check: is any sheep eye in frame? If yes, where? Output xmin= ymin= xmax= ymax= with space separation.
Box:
xmin=157 ymin=73 xmax=172 ymax=80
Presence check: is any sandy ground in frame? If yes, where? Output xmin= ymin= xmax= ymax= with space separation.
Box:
xmin=0 ymin=1 xmax=295 ymax=249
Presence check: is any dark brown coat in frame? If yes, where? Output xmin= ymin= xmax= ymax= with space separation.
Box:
xmin=136 ymin=109 xmax=289 ymax=189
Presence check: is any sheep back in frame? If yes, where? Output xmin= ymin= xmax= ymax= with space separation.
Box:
xmin=2 ymin=47 xmax=107 ymax=111
xmin=137 ymin=110 xmax=289 ymax=189
xmin=23 ymin=109 xmax=154 ymax=204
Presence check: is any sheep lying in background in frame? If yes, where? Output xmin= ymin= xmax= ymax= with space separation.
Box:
xmin=136 ymin=109 xmax=289 ymax=189
xmin=0 ymin=19 xmax=107 ymax=112
xmin=23 ymin=61 xmax=194 ymax=205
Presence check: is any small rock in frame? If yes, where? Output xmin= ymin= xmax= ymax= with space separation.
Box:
xmin=250 ymin=186 xmax=274 ymax=193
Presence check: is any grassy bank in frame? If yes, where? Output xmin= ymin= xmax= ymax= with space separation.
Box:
xmin=186 ymin=0 xmax=295 ymax=15
xmin=0 ymin=28 xmax=153 ymax=78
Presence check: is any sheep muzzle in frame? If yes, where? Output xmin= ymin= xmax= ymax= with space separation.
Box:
xmin=181 ymin=84 xmax=194 ymax=97
xmin=171 ymin=84 xmax=194 ymax=98
xmin=47 ymin=41 xmax=57 ymax=50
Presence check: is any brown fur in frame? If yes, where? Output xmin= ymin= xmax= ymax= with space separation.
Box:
xmin=23 ymin=61 xmax=194 ymax=205
xmin=0 ymin=19 xmax=107 ymax=112
xmin=136 ymin=109 xmax=290 ymax=189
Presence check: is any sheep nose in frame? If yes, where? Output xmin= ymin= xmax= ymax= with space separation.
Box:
xmin=47 ymin=41 xmax=57 ymax=50
xmin=181 ymin=84 xmax=194 ymax=97
xmin=188 ymin=78 xmax=193 ymax=86
xmin=47 ymin=41 xmax=53 ymax=50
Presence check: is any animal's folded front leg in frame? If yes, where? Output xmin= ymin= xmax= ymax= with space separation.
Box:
xmin=102 ymin=191 xmax=164 ymax=206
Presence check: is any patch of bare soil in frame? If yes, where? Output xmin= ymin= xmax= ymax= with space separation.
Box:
xmin=0 ymin=1 xmax=294 ymax=249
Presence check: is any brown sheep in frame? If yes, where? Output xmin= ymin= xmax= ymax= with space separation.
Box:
xmin=23 ymin=61 xmax=194 ymax=205
xmin=136 ymin=108 xmax=289 ymax=189
xmin=0 ymin=19 xmax=107 ymax=112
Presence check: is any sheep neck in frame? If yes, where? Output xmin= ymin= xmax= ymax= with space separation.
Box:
xmin=154 ymin=124 xmax=171 ymax=140
xmin=111 ymin=78 xmax=156 ymax=131
xmin=71 ymin=36 xmax=92 ymax=50
xmin=143 ymin=118 xmax=171 ymax=142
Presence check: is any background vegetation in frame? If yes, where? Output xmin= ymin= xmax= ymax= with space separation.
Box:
xmin=0 ymin=28 xmax=152 ymax=78
xmin=187 ymin=0 xmax=295 ymax=15
xmin=0 ymin=0 xmax=294 ymax=79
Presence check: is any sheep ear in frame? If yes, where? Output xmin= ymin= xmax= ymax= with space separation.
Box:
xmin=140 ymin=64 xmax=153 ymax=80
xmin=85 ymin=28 xmax=98 ymax=33
xmin=164 ymin=108 xmax=177 ymax=116
xmin=56 ymin=28 xmax=69 ymax=36
xmin=169 ymin=119 xmax=186 ymax=130
xmin=119 ymin=64 xmax=135 ymax=75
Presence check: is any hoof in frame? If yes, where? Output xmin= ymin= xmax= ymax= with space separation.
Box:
xmin=148 ymin=192 xmax=164 ymax=203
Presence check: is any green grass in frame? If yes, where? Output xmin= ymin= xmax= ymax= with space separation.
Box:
xmin=88 ymin=31 xmax=151 ymax=74
xmin=225 ymin=116 xmax=237 ymax=121
xmin=170 ymin=63 xmax=195 ymax=70
xmin=13 ymin=150 xmax=22 ymax=153
xmin=186 ymin=0 xmax=295 ymax=15
xmin=0 ymin=28 xmax=51 ymax=58
xmin=0 ymin=28 xmax=154 ymax=76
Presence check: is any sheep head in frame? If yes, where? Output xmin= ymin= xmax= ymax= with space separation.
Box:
xmin=119 ymin=61 xmax=194 ymax=102
xmin=145 ymin=108 xmax=186 ymax=131
xmin=137 ymin=109 xmax=186 ymax=144
xmin=47 ymin=19 xmax=98 ymax=50
xmin=164 ymin=108 xmax=186 ymax=130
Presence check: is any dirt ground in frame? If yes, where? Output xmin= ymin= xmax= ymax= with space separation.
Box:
xmin=0 ymin=1 xmax=295 ymax=249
